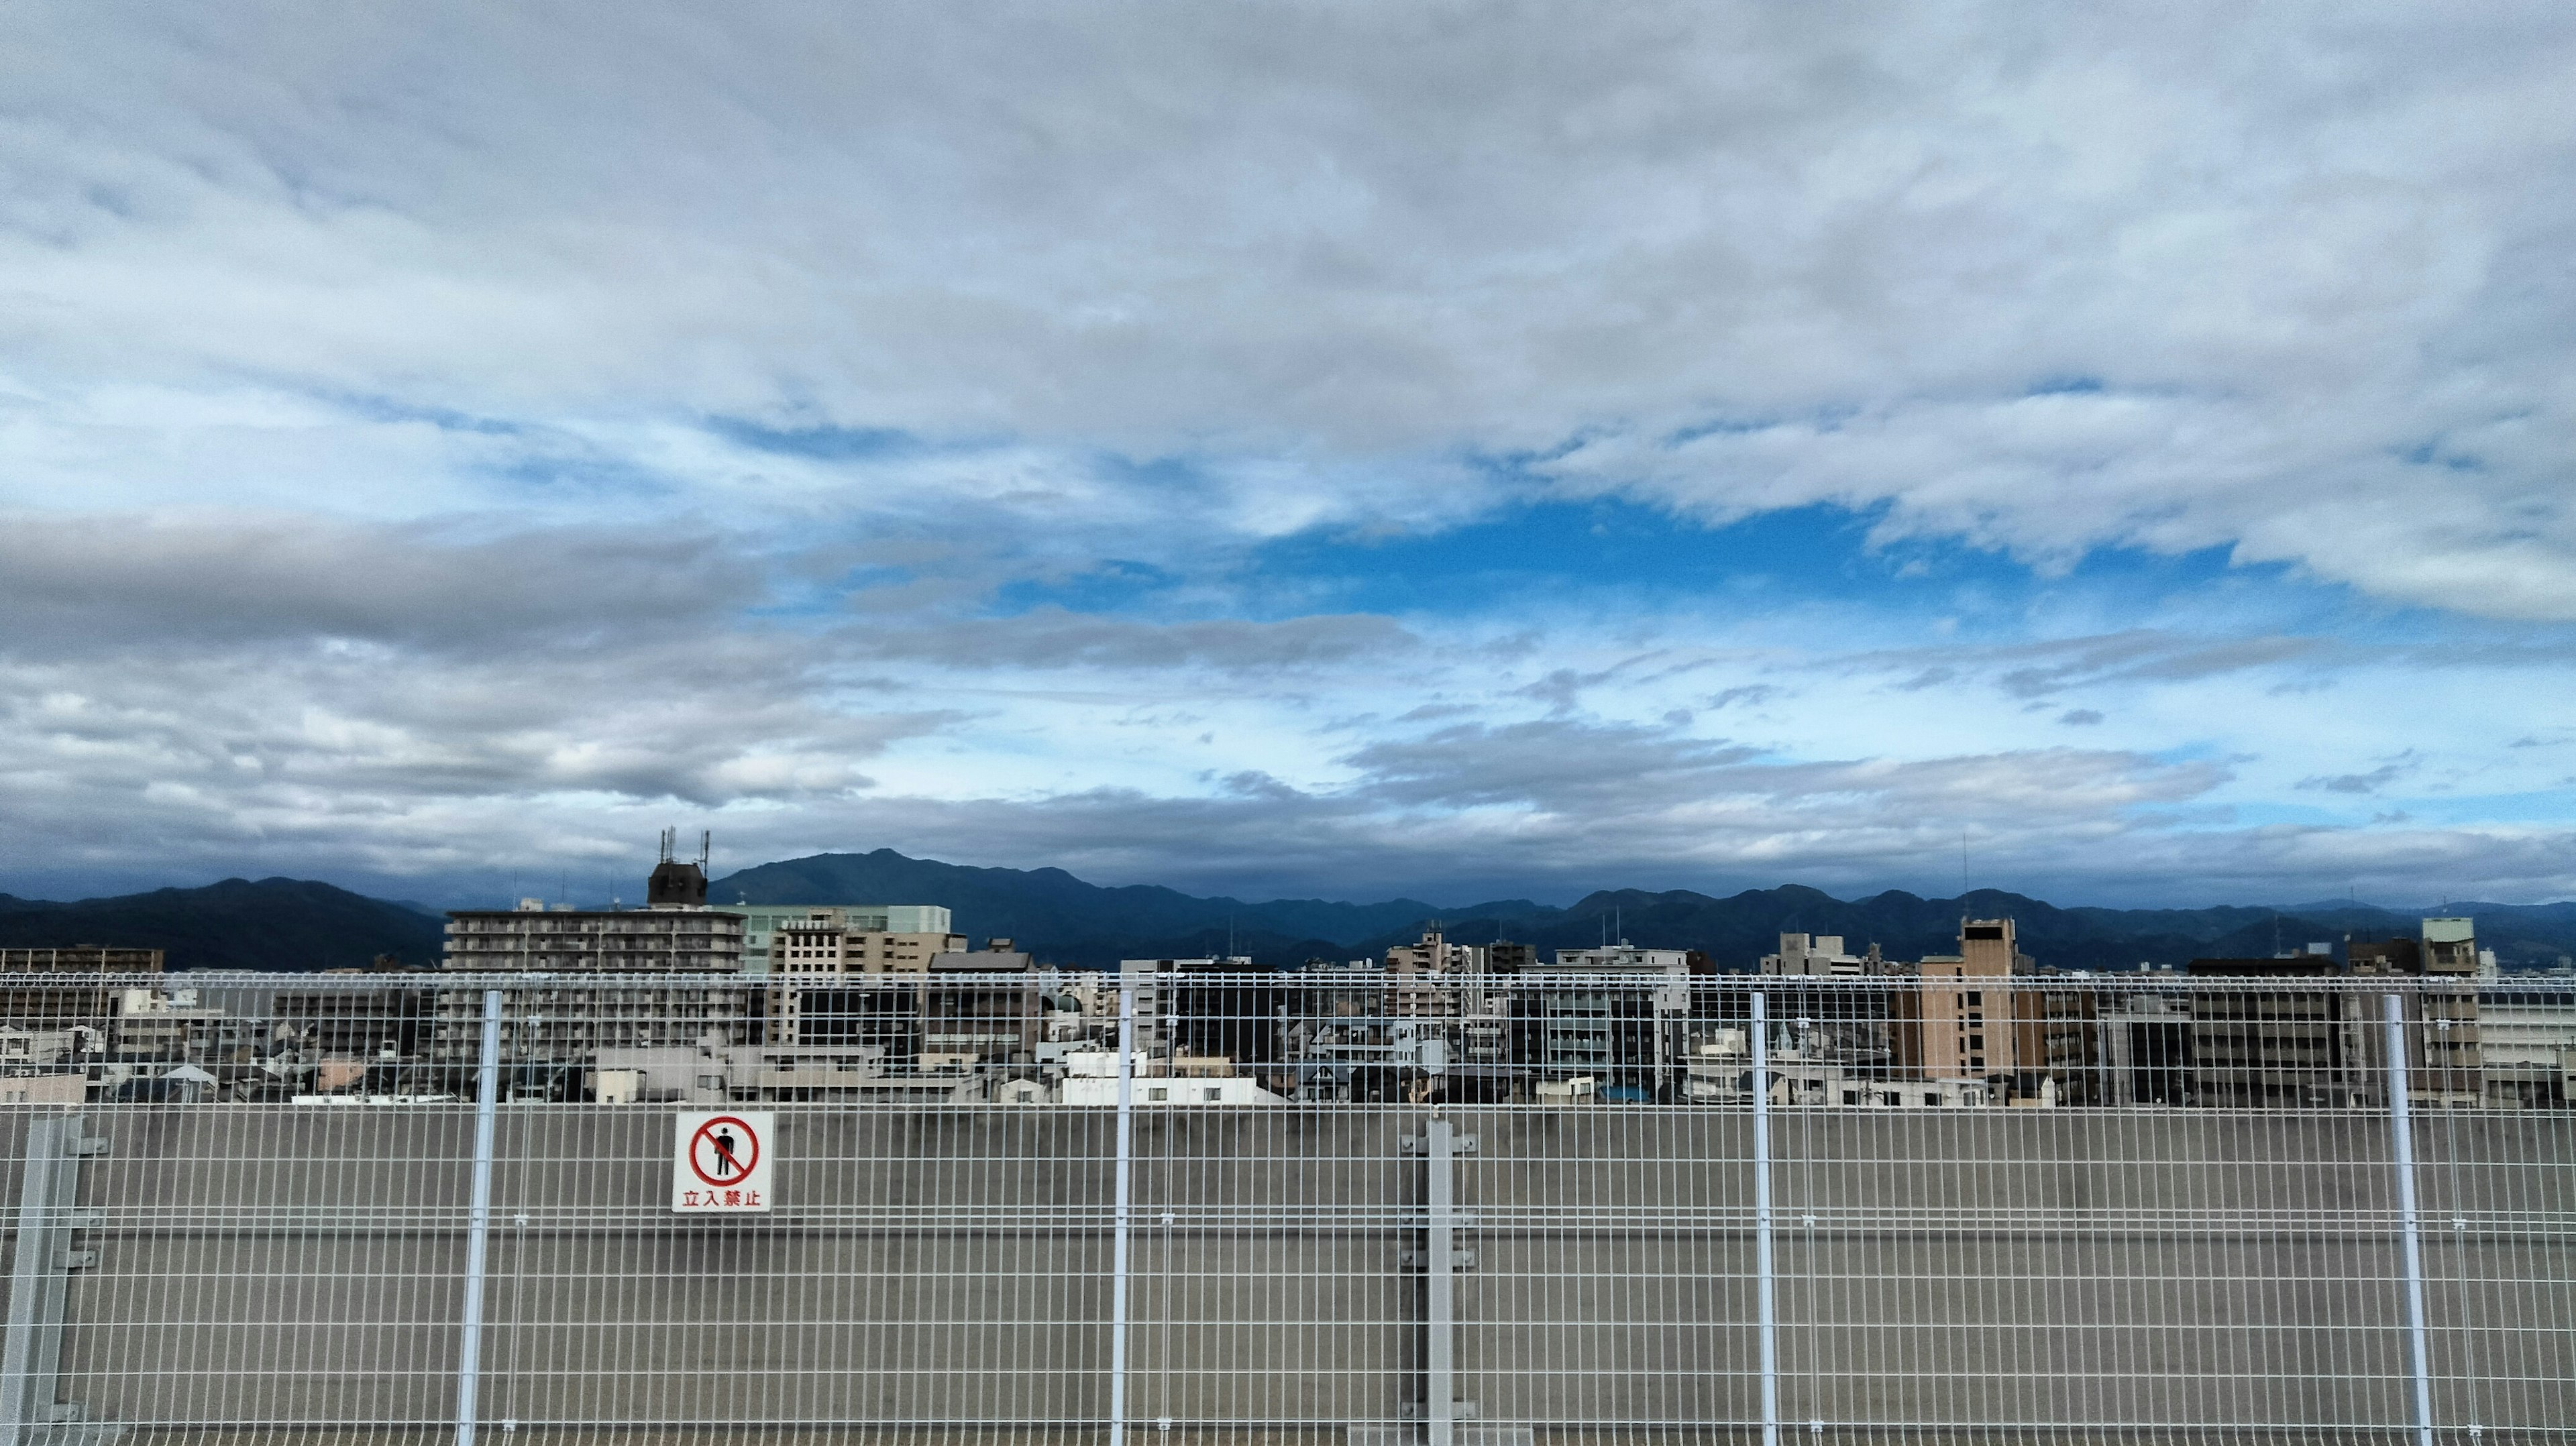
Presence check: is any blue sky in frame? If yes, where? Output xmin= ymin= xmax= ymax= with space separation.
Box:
xmin=1 ymin=3 xmax=2572 ymax=909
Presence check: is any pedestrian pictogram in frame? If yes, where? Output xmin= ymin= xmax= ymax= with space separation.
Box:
xmin=672 ymin=1111 xmax=773 ymax=1213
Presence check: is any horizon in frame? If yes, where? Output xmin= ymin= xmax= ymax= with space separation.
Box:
xmin=4 ymin=8 xmax=2572 ymax=908
xmin=6 ymin=844 xmax=2564 ymax=920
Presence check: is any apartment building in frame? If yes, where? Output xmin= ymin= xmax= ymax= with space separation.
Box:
xmin=436 ymin=850 xmax=752 ymax=1076
xmin=1541 ymin=945 xmax=1691 ymax=1096
xmin=0 ymin=945 xmax=165 ymax=1036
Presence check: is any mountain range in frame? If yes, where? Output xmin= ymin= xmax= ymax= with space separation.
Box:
xmin=0 ymin=877 xmax=447 ymax=972
xmin=6 ymin=850 xmax=2574 ymax=972
xmin=710 ymin=849 xmax=2576 ymax=972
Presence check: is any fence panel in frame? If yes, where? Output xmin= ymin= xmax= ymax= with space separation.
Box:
xmin=0 ymin=970 xmax=2567 ymax=1443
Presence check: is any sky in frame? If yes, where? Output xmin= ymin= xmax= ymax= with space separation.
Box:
xmin=3 ymin=3 xmax=2573 ymax=910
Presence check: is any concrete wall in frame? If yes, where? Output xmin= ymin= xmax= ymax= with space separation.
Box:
xmin=1 ymin=1105 xmax=2567 ymax=1441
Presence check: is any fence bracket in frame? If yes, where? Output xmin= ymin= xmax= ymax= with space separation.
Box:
xmin=0 ymin=1115 xmax=125 ymax=1446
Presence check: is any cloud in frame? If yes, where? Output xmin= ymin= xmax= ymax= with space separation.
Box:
xmin=0 ymin=5 xmax=2570 ymax=614
xmin=1 ymin=6 xmax=2571 ymax=909
xmin=2298 ymin=750 xmax=2422 ymax=795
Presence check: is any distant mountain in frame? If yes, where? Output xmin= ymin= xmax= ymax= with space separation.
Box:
xmin=712 ymin=848 xmax=1546 ymax=962
xmin=10 ymin=851 xmax=2572 ymax=975
xmin=716 ymin=850 xmax=2576 ymax=971
xmin=0 ymin=877 xmax=447 ymax=972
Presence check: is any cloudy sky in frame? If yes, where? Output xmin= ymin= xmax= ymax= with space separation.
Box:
xmin=5 ymin=3 xmax=2573 ymax=909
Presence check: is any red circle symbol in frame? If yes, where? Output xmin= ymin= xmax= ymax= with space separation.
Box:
xmin=689 ymin=1116 xmax=760 ymax=1188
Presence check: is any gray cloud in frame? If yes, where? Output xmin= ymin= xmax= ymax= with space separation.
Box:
xmin=837 ymin=608 xmax=1417 ymax=672
xmin=0 ymin=511 xmax=760 ymax=657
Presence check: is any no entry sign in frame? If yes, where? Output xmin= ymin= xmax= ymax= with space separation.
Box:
xmin=672 ymin=1111 xmax=774 ymax=1213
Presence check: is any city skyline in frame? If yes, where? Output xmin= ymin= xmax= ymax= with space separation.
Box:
xmin=5 ymin=5 xmax=2575 ymax=908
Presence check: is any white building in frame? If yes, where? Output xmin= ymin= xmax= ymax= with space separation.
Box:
xmin=1055 ymin=1049 xmax=1288 ymax=1105
xmin=1760 ymin=933 xmax=1880 ymax=977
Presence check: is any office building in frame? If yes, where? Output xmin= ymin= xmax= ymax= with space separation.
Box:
xmin=2351 ymin=918 xmax=2484 ymax=1108
xmin=2186 ymin=956 xmax=2349 ymax=1109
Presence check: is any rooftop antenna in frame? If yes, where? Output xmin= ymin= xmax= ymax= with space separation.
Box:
xmin=699 ymin=830 xmax=711 ymax=870
xmin=659 ymin=828 xmax=674 ymax=864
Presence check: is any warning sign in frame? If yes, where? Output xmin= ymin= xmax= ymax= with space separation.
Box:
xmin=672 ymin=1111 xmax=774 ymax=1213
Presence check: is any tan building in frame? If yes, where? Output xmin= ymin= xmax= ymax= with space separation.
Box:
xmin=1890 ymin=920 xmax=2092 ymax=1104
xmin=1386 ymin=927 xmax=1484 ymax=1018
xmin=773 ymin=936 xmax=1040 ymax=1070
xmin=1892 ymin=920 xmax=2020 ymax=1082
xmin=767 ymin=925 xmax=967 ymax=1045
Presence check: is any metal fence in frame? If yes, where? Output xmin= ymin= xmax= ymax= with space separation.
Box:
xmin=1 ymin=969 xmax=2569 ymax=1444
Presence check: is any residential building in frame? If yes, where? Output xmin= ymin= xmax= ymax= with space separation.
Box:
xmin=1892 ymin=920 xmax=2021 ymax=1083
xmin=1541 ymin=945 xmax=1691 ymax=1096
xmin=436 ymin=846 xmax=752 ymax=1080
xmin=0 ymin=946 xmax=164 ymax=972
xmin=1118 ymin=958 xmax=1256 ymax=1062
xmin=766 ymin=923 xmax=968 ymax=1046
xmin=1387 ymin=926 xmax=1483 ymax=1019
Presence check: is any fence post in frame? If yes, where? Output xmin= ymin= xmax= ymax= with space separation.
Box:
xmin=2383 ymin=993 xmax=2435 ymax=1446
xmin=1109 ymin=982 xmax=1136 ymax=1446
xmin=1751 ymin=991 xmax=1778 ymax=1446
xmin=1425 ymin=1119 xmax=1458 ymax=1446
xmin=1 ymin=1115 xmax=109 ymax=1446
xmin=455 ymin=987 xmax=503 ymax=1446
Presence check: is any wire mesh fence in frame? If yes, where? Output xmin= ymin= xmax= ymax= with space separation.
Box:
xmin=0 ymin=967 xmax=2568 ymax=1444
